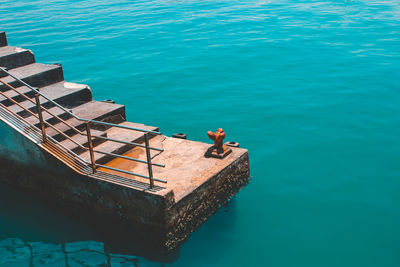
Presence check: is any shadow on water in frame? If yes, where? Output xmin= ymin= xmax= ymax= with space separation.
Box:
xmin=0 ymin=182 xmax=238 ymax=265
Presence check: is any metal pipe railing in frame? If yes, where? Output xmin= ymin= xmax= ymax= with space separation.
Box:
xmin=91 ymin=134 xmax=163 ymax=152
xmin=96 ymin=164 xmax=167 ymax=183
xmin=0 ymin=102 xmax=88 ymax=164
xmin=92 ymin=149 xmax=165 ymax=168
xmin=85 ymin=122 xmax=97 ymax=173
xmin=0 ymin=86 xmax=88 ymax=151
xmin=0 ymin=67 xmax=165 ymax=188
xmin=0 ymin=79 xmax=163 ymax=152
xmin=34 ymin=94 xmax=47 ymax=142
xmin=145 ymin=133 xmax=155 ymax=188
xmin=0 ymin=77 xmax=86 ymax=137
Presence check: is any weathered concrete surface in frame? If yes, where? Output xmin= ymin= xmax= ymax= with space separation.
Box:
xmin=0 ymin=63 xmax=64 ymax=90
xmin=0 ymin=46 xmax=35 ymax=69
xmin=0 ymin=31 xmax=251 ymax=254
xmin=103 ymin=136 xmax=249 ymax=202
xmin=102 ymin=136 xmax=250 ymax=249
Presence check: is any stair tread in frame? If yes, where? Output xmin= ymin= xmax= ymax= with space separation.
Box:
xmin=106 ymin=121 xmax=159 ymax=138
xmin=43 ymin=100 xmax=125 ymax=138
xmin=0 ymin=46 xmax=29 ymax=57
xmin=3 ymin=63 xmax=58 ymax=81
xmin=38 ymin=81 xmax=89 ymax=100
xmin=71 ymin=100 xmax=124 ymax=120
xmin=0 ymin=63 xmax=61 ymax=84
xmin=7 ymin=99 xmax=36 ymax=113
xmin=58 ymin=129 xmax=106 ymax=152
xmin=3 ymin=81 xmax=90 ymax=113
xmin=0 ymin=46 xmax=35 ymax=70
xmin=0 ymin=86 xmax=33 ymax=102
xmin=79 ymin=122 xmax=159 ymax=164
xmin=24 ymin=105 xmax=68 ymax=124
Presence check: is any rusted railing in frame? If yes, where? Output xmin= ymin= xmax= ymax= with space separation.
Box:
xmin=0 ymin=67 xmax=166 ymax=188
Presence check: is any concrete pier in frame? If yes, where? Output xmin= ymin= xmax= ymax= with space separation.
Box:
xmin=0 ymin=31 xmax=250 ymax=252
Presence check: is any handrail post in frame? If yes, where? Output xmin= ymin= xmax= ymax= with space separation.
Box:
xmin=145 ymin=133 xmax=154 ymax=188
xmin=34 ymin=94 xmax=46 ymax=142
xmin=85 ymin=122 xmax=96 ymax=173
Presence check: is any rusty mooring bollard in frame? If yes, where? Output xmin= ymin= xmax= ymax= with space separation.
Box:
xmin=207 ymin=128 xmax=225 ymax=151
xmin=205 ymin=128 xmax=232 ymax=159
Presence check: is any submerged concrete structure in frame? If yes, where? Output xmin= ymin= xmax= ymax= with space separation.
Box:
xmin=0 ymin=31 xmax=250 ymax=252
xmin=0 ymin=238 xmax=142 ymax=266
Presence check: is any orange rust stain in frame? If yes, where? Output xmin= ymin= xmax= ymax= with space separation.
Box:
xmin=98 ymin=147 xmax=144 ymax=179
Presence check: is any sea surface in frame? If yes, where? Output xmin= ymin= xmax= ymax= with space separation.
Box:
xmin=1 ymin=0 xmax=400 ymax=266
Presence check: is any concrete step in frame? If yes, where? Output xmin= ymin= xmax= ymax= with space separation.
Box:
xmin=72 ymin=100 xmax=126 ymax=123
xmin=0 ymin=85 xmax=34 ymax=105
xmin=0 ymin=63 xmax=64 ymax=92
xmin=0 ymin=32 xmax=8 ymax=78
xmin=3 ymin=81 xmax=92 ymax=117
xmin=0 ymin=46 xmax=35 ymax=69
xmin=23 ymin=105 xmax=72 ymax=126
xmin=79 ymin=121 xmax=159 ymax=165
xmin=59 ymin=129 xmax=107 ymax=155
xmin=3 ymin=81 xmax=92 ymax=107
xmin=0 ymin=32 xmax=7 ymax=47
xmin=42 ymin=101 xmax=125 ymax=141
xmin=42 ymin=81 xmax=92 ymax=108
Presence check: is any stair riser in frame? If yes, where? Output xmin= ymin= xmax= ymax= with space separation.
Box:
xmin=15 ymin=100 xmax=55 ymax=118
xmin=0 ymin=66 xmax=64 ymax=92
xmin=48 ymin=122 xmax=87 ymax=141
xmin=49 ymin=114 xmax=115 ymax=141
xmin=0 ymin=50 xmax=35 ymax=69
xmin=45 ymin=106 xmax=124 ymax=141
xmin=23 ymin=65 xmax=64 ymax=88
xmin=3 ymin=87 xmax=91 ymax=114
xmin=0 ymin=32 xmax=7 ymax=47
xmin=0 ymin=90 xmax=36 ymax=106
xmin=95 ymin=143 xmax=136 ymax=165
xmin=71 ymin=137 xmax=107 ymax=155
xmin=0 ymin=68 xmax=8 ymax=78
xmin=28 ymin=112 xmax=73 ymax=128
xmin=53 ymin=88 xmax=92 ymax=108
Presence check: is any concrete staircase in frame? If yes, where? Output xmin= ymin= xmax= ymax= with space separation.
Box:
xmin=0 ymin=31 xmax=160 ymax=183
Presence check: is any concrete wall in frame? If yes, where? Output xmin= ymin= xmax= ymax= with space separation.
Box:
xmin=0 ymin=120 xmax=49 ymax=168
xmin=164 ymin=152 xmax=250 ymax=249
xmin=0 ymin=119 xmax=173 ymax=252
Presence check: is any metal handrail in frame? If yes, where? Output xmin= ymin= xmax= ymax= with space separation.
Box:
xmin=0 ymin=67 xmax=166 ymax=187
xmin=0 ymin=102 xmax=88 ymax=164
xmin=96 ymin=164 xmax=167 ymax=183
xmin=91 ymin=134 xmax=163 ymax=152
xmin=0 ymin=78 xmax=163 ymax=153
xmin=0 ymin=89 xmax=88 ymax=151
xmin=93 ymin=149 xmax=165 ymax=167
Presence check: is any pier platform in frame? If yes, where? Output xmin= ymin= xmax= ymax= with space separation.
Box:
xmin=0 ymin=31 xmax=250 ymax=252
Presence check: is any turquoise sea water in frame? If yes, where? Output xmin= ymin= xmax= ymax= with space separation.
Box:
xmin=1 ymin=0 xmax=400 ymax=266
